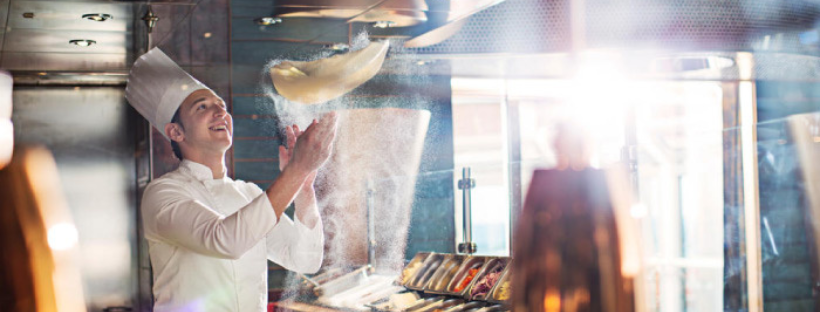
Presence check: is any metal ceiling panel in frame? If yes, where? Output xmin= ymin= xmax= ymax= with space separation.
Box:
xmin=0 ymin=0 xmax=9 ymax=51
xmin=4 ymin=29 xmax=129 ymax=54
xmin=7 ymin=0 xmax=132 ymax=32
xmin=1 ymin=52 xmax=129 ymax=71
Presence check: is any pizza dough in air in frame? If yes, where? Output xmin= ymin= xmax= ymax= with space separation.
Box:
xmin=270 ymin=40 xmax=390 ymax=104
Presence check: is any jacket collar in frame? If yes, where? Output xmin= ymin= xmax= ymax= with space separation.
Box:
xmin=179 ymin=159 xmax=228 ymax=181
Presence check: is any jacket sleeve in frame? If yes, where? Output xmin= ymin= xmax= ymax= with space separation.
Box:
xmin=141 ymin=179 xmax=278 ymax=260
xmin=265 ymin=214 xmax=325 ymax=273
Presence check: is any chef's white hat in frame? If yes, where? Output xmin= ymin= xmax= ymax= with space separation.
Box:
xmin=125 ymin=48 xmax=212 ymax=140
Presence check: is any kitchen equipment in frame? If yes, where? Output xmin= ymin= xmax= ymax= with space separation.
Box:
xmin=314 ymin=265 xmax=372 ymax=297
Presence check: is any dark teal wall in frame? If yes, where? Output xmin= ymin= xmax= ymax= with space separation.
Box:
xmin=752 ymin=81 xmax=819 ymax=311
xmin=228 ymin=4 xmax=455 ymax=291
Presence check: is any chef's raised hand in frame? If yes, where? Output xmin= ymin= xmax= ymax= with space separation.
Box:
xmin=287 ymin=111 xmax=338 ymax=177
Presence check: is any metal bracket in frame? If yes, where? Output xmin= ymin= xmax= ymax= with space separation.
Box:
xmin=142 ymin=6 xmax=159 ymax=34
xmin=457 ymin=242 xmax=477 ymax=254
xmin=458 ymin=177 xmax=476 ymax=190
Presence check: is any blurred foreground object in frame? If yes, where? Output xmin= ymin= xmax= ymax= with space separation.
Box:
xmin=553 ymin=122 xmax=592 ymax=171
xmin=0 ymin=146 xmax=86 ymax=312
xmin=511 ymin=169 xmax=638 ymax=312
xmin=0 ymin=70 xmax=12 ymax=169
xmin=270 ymin=41 xmax=389 ymax=105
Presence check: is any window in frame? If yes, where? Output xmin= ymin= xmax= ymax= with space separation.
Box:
xmin=452 ymin=76 xmax=724 ymax=310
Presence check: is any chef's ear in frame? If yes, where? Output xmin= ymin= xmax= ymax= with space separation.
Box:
xmin=165 ymin=123 xmax=185 ymax=143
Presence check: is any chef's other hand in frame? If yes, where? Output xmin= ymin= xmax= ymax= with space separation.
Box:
xmin=278 ymin=124 xmax=299 ymax=171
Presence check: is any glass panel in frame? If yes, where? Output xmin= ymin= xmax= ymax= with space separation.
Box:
xmin=761 ymin=114 xmax=819 ymax=311
xmin=634 ymin=82 xmax=725 ymax=311
xmin=452 ymin=92 xmax=510 ymax=256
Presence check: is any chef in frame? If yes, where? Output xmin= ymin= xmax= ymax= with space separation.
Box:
xmin=125 ymin=48 xmax=337 ymax=312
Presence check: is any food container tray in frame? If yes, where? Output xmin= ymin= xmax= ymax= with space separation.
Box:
xmin=408 ymin=298 xmax=464 ymax=312
xmin=423 ymin=254 xmax=466 ymax=294
xmin=441 ymin=301 xmax=486 ymax=312
xmin=473 ymin=304 xmax=508 ymax=312
xmin=365 ymin=291 xmax=420 ymax=312
xmin=466 ymin=258 xmax=510 ymax=301
xmin=443 ymin=256 xmax=488 ymax=296
xmin=405 ymin=253 xmax=446 ymax=290
xmin=400 ymin=252 xmax=430 ymax=286
xmin=402 ymin=296 xmax=446 ymax=312
xmin=485 ymin=265 xmax=512 ymax=304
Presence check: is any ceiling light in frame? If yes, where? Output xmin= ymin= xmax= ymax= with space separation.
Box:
xmin=707 ymin=56 xmax=735 ymax=70
xmin=69 ymin=39 xmax=96 ymax=47
xmin=651 ymin=56 xmax=735 ymax=73
xmin=255 ymin=17 xmax=282 ymax=26
xmin=372 ymin=21 xmax=395 ymax=28
xmin=203 ymin=32 xmax=212 ymax=38
xmin=82 ymin=13 xmax=113 ymax=22
xmin=326 ymin=43 xmax=349 ymax=52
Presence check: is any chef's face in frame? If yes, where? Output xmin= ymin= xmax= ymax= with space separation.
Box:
xmin=176 ymin=89 xmax=233 ymax=153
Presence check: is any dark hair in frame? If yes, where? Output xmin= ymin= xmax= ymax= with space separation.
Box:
xmin=170 ymin=108 xmax=184 ymax=160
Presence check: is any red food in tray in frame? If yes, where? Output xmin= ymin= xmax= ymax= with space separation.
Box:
xmin=453 ymin=268 xmax=479 ymax=292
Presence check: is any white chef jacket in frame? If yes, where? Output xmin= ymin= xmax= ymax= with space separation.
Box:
xmin=141 ymin=160 xmax=324 ymax=312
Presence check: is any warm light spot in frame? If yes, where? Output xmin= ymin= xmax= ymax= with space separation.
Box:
xmin=180 ymin=84 xmax=189 ymax=90
xmin=203 ymin=32 xmax=212 ymax=38
xmin=48 ymin=223 xmax=78 ymax=250
xmin=544 ymin=289 xmax=561 ymax=312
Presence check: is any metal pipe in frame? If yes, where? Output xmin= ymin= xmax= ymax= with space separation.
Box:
xmin=457 ymin=167 xmax=476 ymax=254
xmin=366 ymin=180 xmax=376 ymax=267
xmin=462 ymin=167 xmax=472 ymax=244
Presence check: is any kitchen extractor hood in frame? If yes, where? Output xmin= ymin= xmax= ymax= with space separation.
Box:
xmin=271 ymin=0 xmax=429 ymax=27
xmin=267 ymin=0 xmax=507 ymax=47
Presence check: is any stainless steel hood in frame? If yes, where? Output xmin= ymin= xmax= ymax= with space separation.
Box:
xmin=273 ymin=0 xmax=429 ymax=27
xmin=268 ymin=0 xmax=506 ymax=46
xmin=0 ymin=0 xmax=135 ymax=84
